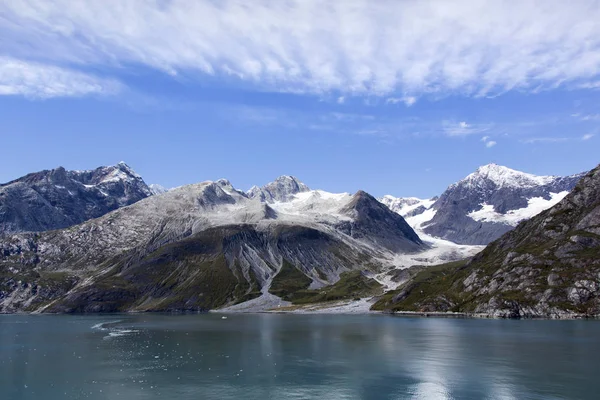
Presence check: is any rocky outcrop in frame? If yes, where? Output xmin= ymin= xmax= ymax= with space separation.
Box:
xmin=0 ymin=162 xmax=152 ymax=233
xmin=374 ymin=164 xmax=600 ymax=318
xmin=247 ymin=176 xmax=309 ymax=203
xmin=338 ymin=191 xmax=424 ymax=253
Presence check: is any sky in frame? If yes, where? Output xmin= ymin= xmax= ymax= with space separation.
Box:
xmin=1 ymin=0 xmax=600 ymax=198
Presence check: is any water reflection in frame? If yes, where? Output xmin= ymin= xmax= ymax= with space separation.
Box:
xmin=0 ymin=314 xmax=599 ymax=399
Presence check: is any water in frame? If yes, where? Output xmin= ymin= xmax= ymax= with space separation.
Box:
xmin=1 ymin=314 xmax=598 ymax=399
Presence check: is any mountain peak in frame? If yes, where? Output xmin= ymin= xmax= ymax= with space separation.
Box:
xmin=0 ymin=163 xmax=152 ymax=233
xmin=149 ymin=184 xmax=169 ymax=195
xmin=273 ymin=175 xmax=307 ymax=186
xmin=109 ymin=161 xmax=142 ymax=179
xmin=340 ymin=189 xmax=424 ymax=252
xmin=247 ymin=175 xmax=309 ymax=203
xmin=216 ymin=178 xmax=232 ymax=187
xmin=463 ymin=164 xmax=555 ymax=189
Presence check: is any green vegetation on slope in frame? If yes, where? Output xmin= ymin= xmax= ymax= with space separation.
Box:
xmin=268 ymin=259 xmax=312 ymax=301
xmin=291 ymin=270 xmax=383 ymax=304
xmin=371 ymin=260 xmax=470 ymax=312
xmin=47 ymin=229 xmax=263 ymax=313
xmin=269 ymin=261 xmax=383 ymax=305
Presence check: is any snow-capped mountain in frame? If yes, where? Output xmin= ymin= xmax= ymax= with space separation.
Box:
xmin=381 ymin=164 xmax=584 ymax=245
xmin=1 ymin=162 xmax=586 ymax=313
xmin=0 ymin=162 xmax=152 ymax=233
xmin=0 ymin=175 xmax=431 ymax=313
xmin=379 ymin=196 xmax=436 ymax=219
xmin=376 ymin=163 xmax=600 ymax=318
xmin=247 ymin=175 xmax=309 ymax=203
xmin=149 ymin=183 xmax=169 ymax=195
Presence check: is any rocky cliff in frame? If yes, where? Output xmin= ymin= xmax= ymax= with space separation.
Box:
xmin=0 ymin=162 xmax=152 ymax=233
xmin=373 ymin=164 xmax=600 ymax=318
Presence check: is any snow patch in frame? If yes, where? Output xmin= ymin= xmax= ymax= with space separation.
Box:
xmin=149 ymin=184 xmax=169 ymax=195
xmin=406 ymin=208 xmax=437 ymax=229
xmin=467 ymin=191 xmax=569 ymax=226
xmin=379 ymin=196 xmax=434 ymax=217
xmin=385 ymin=229 xmax=483 ymax=276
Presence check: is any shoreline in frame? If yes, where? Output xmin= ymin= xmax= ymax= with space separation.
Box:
xmin=2 ymin=310 xmax=598 ymax=320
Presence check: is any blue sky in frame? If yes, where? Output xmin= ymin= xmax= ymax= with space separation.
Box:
xmin=1 ymin=1 xmax=600 ymax=198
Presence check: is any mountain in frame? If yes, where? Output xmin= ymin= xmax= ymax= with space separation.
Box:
xmin=382 ymin=164 xmax=584 ymax=245
xmin=337 ymin=191 xmax=423 ymax=253
xmin=0 ymin=178 xmax=426 ymax=313
xmin=149 ymin=184 xmax=169 ymax=195
xmin=379 ymin=196 xmax=435 ymax=218
xmin=373 ymin=164 xmax=600 ymax=318
xmin=0 ymin=162 xmax=152 ymax=234
xmin=247 ymin=175 xmax=309 ymax=203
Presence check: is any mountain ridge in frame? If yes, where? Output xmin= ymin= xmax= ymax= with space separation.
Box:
xmin=0 ymin=162 xmax=152 ymax=234
xmin=380 ymin=164 xmax=585 ymax=245
xmin=374 ymin=163 xmax=600 ymax=318
xmin=0 ymin=176 xmax=427 ymax=313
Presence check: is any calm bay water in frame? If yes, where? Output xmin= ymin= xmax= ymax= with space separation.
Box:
xmin=0 ymin=313 xmax=598 ymax=400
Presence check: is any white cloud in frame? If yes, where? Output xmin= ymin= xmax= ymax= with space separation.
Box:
xmin=386 ymin=96 xmax=417 ymax=106
xmin=337 ymin=96 xmax=345 ymax=104
xmin=481 ymin=135 xmax=496 ymax=147
xmin=0 ymin=57 xmax=122 ymax=98
xmin=582 ymin=133 xmax=595 ymax=140
xmin=329 ymin=112 xmax=375 ymax=122
xmin=580 ymin=114 xmax=600 ymax=121
xmin=522 ymin=137 xmax=569 ymax=144
xmin=576 ymin=81 xmax=600 ymax=90
xmin=3 ymin=0 xmax=600 ymax=98
xmin=443 ymin=121 xmax=491 ymax=136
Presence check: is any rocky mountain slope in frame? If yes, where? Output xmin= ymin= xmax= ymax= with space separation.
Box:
xmin=247 ymin=175 xmax=309 ymax=203
xmin=373 ymin=164 xmax=600 ymax=318
xmin=0 ymin=162 xmax=152 ymax=233
xmin=381 ymin=164 xmax=583 ymax=245
xmin=0 ymin=177 xmax=427 ymax=313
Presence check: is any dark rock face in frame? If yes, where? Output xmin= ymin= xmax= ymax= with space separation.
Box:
xmin=423 ymin=164 xmax=583 ymax=245
xmin=338 ymin=191 xmax=424 ymax=253
xmin=0 ymin=162 xmax=152 ymax=233
xmin=376 ymin=164 xmax=600 ymax=318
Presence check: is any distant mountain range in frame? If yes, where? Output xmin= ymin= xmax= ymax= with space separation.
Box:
xmin=0 ymin=169 xmax=426 ymax=313
xmin=380 ymin=164 xmax=583 ymax=245
xmin=0 ymin=162 xmax=591 ymax=314
xmin=374 ymin=163 xmax=600 ymax=318
xmin=0 ymin=162 xmax=152 ymax=233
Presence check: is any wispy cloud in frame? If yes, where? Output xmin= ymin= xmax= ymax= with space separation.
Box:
xmin=443 ymin=121 xmax=491 ymax=137
xmin=3 ymin=1 xmax=600 ymax=99
xmin=386 ymin=96 xmax=417 ymax=106
xmin=329 ymin=112 xmax=375 ymax=122
xmin=521 ymin=137 xmax=569 ymax=144
xmin=582 ymin=133 xmax=595 ymax=140
xmin=0 ymin=57 xmax=122 ymax=98
xmin=481 ymin=136 xmax=497 ymax=148
xmin=576 ymin=81 xmax=600 ymax=90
